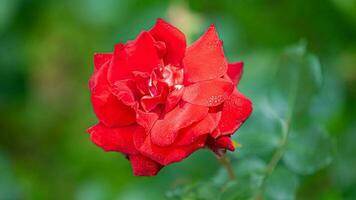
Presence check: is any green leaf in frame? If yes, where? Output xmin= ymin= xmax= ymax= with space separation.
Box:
xmin=214 ymin=158 xmax=267 ymax=200
xmin=270 ymin=41 xmax=323 ymax=121
xmin=330 ymin=125 xmax=356 ymax=189
xmin=166 ymin=182 xmax=220 ymax=200
xmin=331 ymin=0 xmax=356 ymax=24
xmin=0 ymin=152 xmax=23 ymax=199
xmin=76 ymin=181 xmax=111 ymax=200
xmin=263 ymin=42 xmax=331 ymax=177
xmin=264 ymin=167 xmax=299 ymax=200
xmin=0 ymin=0 xmax=19 ymax=32
xmin=236 ymin=108 xmax=281 ymax=157
xmin=220 ymin=180 xmax=253 ymax=200
xmin=283 ymin=127 xmax=333 ymax=175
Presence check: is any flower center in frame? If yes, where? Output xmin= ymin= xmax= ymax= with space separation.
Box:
xmin=148 ymin=65 xmax=183 ymax=97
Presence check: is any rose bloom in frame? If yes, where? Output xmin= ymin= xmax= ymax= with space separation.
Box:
xmin=88 ymin=19 xmax=252 ymax=176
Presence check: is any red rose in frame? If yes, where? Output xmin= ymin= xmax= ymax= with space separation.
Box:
xmin=88 ymin=19 xmax=252 ymax=176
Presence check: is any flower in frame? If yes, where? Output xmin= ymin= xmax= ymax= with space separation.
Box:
xmin=88 ymin=18 xmax=252 ymax=176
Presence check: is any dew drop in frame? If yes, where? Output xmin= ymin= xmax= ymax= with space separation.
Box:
xmin=207 ymin=95 xmax=224 ymax=106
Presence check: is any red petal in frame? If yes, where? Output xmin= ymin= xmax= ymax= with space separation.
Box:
xmin=165 ymin=87 xmax=184 ymax=112
xmin=209 ymin=104 xmax=224 ymax=113
xmin=111 ymin=80 xmax=137 ymax=106
xmin=154 ymin=41 xmax=167 ymax=58
xmin=87 ymin=123 xmax=138 ymax=154
xmin=210 ymin=129 xmax=221 ymax=138
xmin=135 ymin=108 xmax=160 ymax=132
xmin=183 ymin=25 xmax=227 ymax=83
xmin=129 ymin=154 xmax=163 ymax=176
xmin=150 ymin=102 xmax=208 ymax=146
xmin=89 ymin=62 xmax=136 ymax=127
xmin=94 ymin=53 xmax=113 ymax=70
xmin=92 ymin=94 xmax=136 ymax=127
xmin=131 ymin=71 xmax=151 ymax=95
xmin=108 ymin=32 xmax=162 ymax=83
xmin=176 ymin=112 xmax=221 ymax=146
xmin=132 ymin=125 xmax=147 ymax=150
xmin=227 ymin=62 xmax=244 ymax=85
xmin=134 ymin=126 xmax=207 ymax=165
xmin=206 ymin=135 xmax=234 ymax=156
xmin=140 ymin=95 xmax=164 ymax=112
xmin=218 ymin=89 xmax=253 ymax=135
xmin=140 ymin=83 xmax=169 ymax=112
xmin=216 ymin=136 xmax=235 ymax=151
xmin=182 ymin=78 xmax=234 ymax=106
xmin=150 ymin=18 xmax=186 ymax=66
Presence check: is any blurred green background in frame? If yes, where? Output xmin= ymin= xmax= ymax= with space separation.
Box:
xmin=1 ymin=0 xmax=356 ymax=199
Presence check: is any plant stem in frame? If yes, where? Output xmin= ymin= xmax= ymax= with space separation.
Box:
xmin=255 ymin=61 xmax=300 ymax=200
xmin=218 ymin=155 xmax=236 ymax=181
xmin=266 ymin=119 xmax=290 ymax=176
xmin=254 ymin=119 xmax=291 ymax=200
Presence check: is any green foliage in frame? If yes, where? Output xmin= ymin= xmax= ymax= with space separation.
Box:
xmin=167 ymin=182 xmax=221 ymax=200
xmin=284 ymin=128 xmax=333 ymax=175
xmin=0 ymin=0 xmax=355 ymax=199
xmin=0 ymin=153 xmax=23 ymax=199
xmin=169 ymin=42 xmax=335 ymax=200
xmin=264 ymin=167 xmax=299 ymax=200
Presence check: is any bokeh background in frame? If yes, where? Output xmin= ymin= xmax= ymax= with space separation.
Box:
xmin=1 ymin=0 xmax=356 ymax=199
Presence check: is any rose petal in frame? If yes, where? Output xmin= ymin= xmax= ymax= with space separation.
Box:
xmin=210 ymin=129 xmax=221 ymax=138
xmin=206 ymin=135 xmax=234 ymax=156
xmin=94 ymin=53 xmax=113 ymax=70
xmin=206 ymin=136 xmax=235 ymax=156
xmin=140 ymin=82 xmax=169 ymax=112
xmin=183 ymin=25 xmax=227 ymax=83
xmin=129 ymin=154 xmax=163 ymax=176
xmin=87 ymin=123 xmax=137 ymax=154
xmin=165 ymin=87 xmax=184 ymax=112
xmin=150 ymin=18 xmax=186 ymax=66
xmin=216 ymin=136 xmax=235 ymax=151
xmin=140 ymin=95 xmax=164 ymax=112
xmin=154 ymin=41 xmax=167 ymax=58
xmin=92 ymin=95 xmax=136 ymax=127
xmin=132 ymin=125 xmax=147 ymax=150
xmin=108 ymin=31 xmax=162 ymax=83
xmin=227 ymin=62 xmax=244 ymax=85
xmin=135 ymin=108 xmax=160 ymax=132
xmin=182 ymin=78 xmax=234 ymax=107
xmin=89 ymin=62 xmax=136 ymax=127
xmin=132 ymin=71 xmax=151 ymax=95
xmin=134 ymin=126 xmax=207 ymax=165
xmin=150 ymin=102 xmax=208 ymax=146
xmin=176 ymin=112 xmax=221 ymax=146
xmin=208 ymin=104 xmax=224 ymax=113
xmin=218 ymin=89 xmax=253 ymax=135
xmin=111 ymin=79 xmax=137 ymax=106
